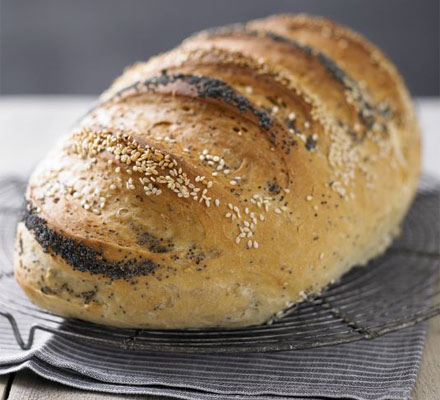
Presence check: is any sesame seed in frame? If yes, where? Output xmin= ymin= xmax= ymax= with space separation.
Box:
xmin=319 ymin=252 xmax=325 ymax=260
xmin=274 ymin=207 xmax=282 ymax=214
xmin=230 ymin=180 xmax=237 ymax=185
xmin=306 ymin=195 xmax=313 ymax=201
xmin=247 ymin=240 xmax=253 ymax=248
xmin=215 ymin=199 xmax=220 ymax=207
xmin=72 ymin=127 xmax=215 ymax=210
xmin=253 ymin=241 xmax=259 ymax=249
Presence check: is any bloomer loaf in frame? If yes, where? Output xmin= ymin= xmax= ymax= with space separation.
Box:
xmin=14 ymin=14 xmax=420 ymax=329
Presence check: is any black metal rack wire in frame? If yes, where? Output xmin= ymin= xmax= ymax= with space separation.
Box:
xmin=0 ymin=176 xmax=439 ymax=354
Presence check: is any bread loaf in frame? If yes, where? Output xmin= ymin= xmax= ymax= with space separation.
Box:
xmin=14 ymin=14 xmax=420 ymax=329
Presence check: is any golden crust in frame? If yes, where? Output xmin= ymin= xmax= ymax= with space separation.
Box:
xmin=14 ymin=14 xmax=420 ymax=328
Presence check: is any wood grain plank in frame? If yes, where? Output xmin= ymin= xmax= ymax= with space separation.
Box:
xmin=8 ymin=369 xmax=173 ymax=400
xmin=412 ymin=275 xmax=440 ymax=400
xmin=412 ymin=315 xmax=440 ymax=399
xmin=0 ymin=374 xmax=13 ymax=400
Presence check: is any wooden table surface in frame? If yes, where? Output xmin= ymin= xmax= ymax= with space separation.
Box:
xmin=0 ymin=96 xmax=439 ymax=399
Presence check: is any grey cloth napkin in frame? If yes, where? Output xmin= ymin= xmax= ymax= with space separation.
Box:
xmin=0 ymin=324 xmax=429 ymax=400
xmin=0 ymin=176 xmax=439 ymax=400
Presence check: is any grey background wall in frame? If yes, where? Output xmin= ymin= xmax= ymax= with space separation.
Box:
xmin=1 ymin=0 xmax=439 ymax=96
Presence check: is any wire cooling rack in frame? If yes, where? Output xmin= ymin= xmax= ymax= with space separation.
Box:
xmin=0 ymin=176 xmax=439 ymax=354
